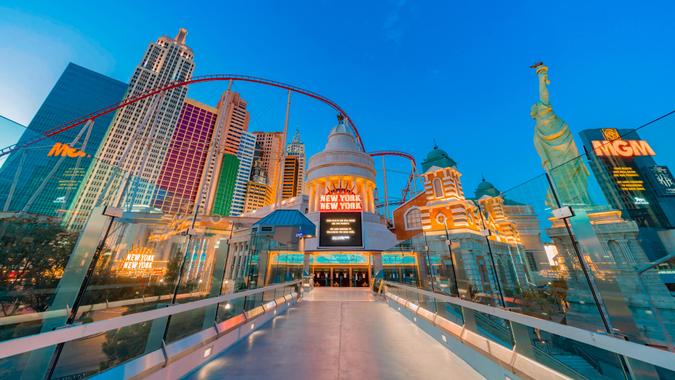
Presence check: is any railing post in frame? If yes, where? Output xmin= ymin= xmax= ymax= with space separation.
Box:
xmin=460 ymin=307 xmax=479 ymax=333
xmin=509 ymin=322 xmax=535 ymax=358
xmin=21 ymin=206 xmax=115 ymax=380
xmin=203 ymin=235 xmax=232 ymax=329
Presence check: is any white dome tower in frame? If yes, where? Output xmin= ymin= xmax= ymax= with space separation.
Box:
xmin=304 ymin=116 xmax=397 ymax=251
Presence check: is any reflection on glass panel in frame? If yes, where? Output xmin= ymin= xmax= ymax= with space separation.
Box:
xmin=217 ymin=297 xmax=245 ymax=323
xmin=498 ymin=174 xmax=609 ymax=332
xmin=52 ymin=319 xmax=161 ymax=379
xmin=552 ymin=154 xmax=675 ymax=349
xmin=472 ymin=310 xmax=514 ymax=349
xmin=74 ymin=218 xmax=190 ymax=324
xmin=514 ymin=320 xmax=629 ymax=380
xmin=165 ymin=307 xmax=207 ymax=344
xmin=435 ymin=301 xmax=463 ymax=326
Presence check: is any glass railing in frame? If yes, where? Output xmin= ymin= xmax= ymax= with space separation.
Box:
xmin=382 ymin=110 xmax=675 ymax=379
xmin=0 ymin=103 xmax=304 ymax=378
xmin=383 ymin=281 xmax=674 ymax=380
xmin=2 ymin=75 xmax=675 ymax=379
xmin=0 ymin=280 xmax=300 ymax=379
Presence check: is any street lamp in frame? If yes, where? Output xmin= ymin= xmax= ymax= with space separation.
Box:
xmin=442 ymin=218 xmax=461 ymax=298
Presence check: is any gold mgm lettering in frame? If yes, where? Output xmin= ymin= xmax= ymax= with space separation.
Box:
xmin=47 ymin=142 xmax=86 ymax=158
xmin=592 ymin=140 xmax=656 ymax=157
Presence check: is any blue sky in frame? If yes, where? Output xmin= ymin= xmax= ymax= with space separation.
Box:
xmin=1 ymin=1 xmax=674 ymax=200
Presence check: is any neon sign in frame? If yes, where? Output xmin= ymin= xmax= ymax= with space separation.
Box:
xmin=319 ymin=188 xmax=363 ymax=212
xmin=592 ymin=140 xmax=656 ymax=157
xmin=591 ymin=129 xmax=656 ymax=157
xmin=121 ymin=246 xmax=155 ymax=271
xmin=48 ymin=142 xmax=88 ymax=158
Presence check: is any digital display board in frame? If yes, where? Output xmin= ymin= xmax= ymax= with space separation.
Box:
xmin=319 ymin=211 xmax=363 ymax=247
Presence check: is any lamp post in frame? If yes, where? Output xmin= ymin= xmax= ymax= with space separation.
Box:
xmin=421 ymin=232 xmax=436 ymax=293
xmin=442 ymin=219 xmax=461 ymax=298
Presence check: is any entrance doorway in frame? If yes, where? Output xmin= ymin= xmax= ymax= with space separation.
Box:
xmin=314 ymin=268 xmax=331 ymax=287
xmin=352 ymin=267 xmax=370 ymax=287
xmin=333 ymin=267 xmax=349 ymax=287
xmin=311 ymin=266 xmax=370 ymax=287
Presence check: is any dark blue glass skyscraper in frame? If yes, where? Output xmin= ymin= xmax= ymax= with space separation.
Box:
xmin=0 ymin=63 xmax=127 ymax=217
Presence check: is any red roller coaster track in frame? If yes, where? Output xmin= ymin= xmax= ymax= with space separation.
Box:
xmin=368 ymin=150 xmax=416 ymax=169
xmin=0 ymin=74 xmax=365 ymax=158
xmin=2 ymin=73 xmax=421 ymax=213
xmin=368 ymin=150 xmax=418 ymax=203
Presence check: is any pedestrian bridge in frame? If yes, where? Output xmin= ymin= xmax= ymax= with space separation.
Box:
xmin=1 ymin=280 xmax=672 ymax=380
xmin=186 ymin=288 xmax=481 ymax=380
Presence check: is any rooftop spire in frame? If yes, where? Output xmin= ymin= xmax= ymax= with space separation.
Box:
xmin=175 ymin=28 xmax=188 ymax=45
xmin=291 ymin=128 xmax=302 ymax=144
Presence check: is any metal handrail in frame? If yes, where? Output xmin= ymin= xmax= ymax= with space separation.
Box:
xmin=382 ymin=281 xmax=675 ymax=371
xmin=0 ymin=290 xmax=208 ymax=326
xmin=0 ymin=280 xmax=301 ymax=359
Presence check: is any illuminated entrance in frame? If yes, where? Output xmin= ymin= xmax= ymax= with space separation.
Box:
xmin=309 ymin=252 xmax=370 ymax=288
xmin=265 ymin=251 xmax=422 ymax=287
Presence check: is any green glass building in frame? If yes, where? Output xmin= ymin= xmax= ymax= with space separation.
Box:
xmin=211 ymin=154 xmax=240 ymax=216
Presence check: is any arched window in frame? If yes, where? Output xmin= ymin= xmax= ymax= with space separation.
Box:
xmin=433 ymin=178 xmax=444 ymax=198
xmin=404 ymin=207 xmax=422 ymax=230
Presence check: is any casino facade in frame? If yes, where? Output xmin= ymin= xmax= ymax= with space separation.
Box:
xmin=301 ymin=117 xmax=398 ymax=286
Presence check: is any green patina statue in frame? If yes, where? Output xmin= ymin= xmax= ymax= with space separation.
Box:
xmin=530 ymin=63 xmax=592 ymax=207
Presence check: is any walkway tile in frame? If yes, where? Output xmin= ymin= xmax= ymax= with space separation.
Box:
xmin=184 ymin=288 xmax=484 ymax=380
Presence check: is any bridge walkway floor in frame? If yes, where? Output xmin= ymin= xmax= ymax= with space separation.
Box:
xmin=184 ymin=288 xmax=483 ymax=380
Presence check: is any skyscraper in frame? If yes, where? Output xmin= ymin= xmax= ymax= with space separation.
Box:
xmin=281 ymin=155 xmax=300 ymax=200
xmin=579 ymin=128 xmax=675 ymax=260
xmin=217 ymin=91 xmax=250 ymax=155
xmin=205 ymin=90 xmax=251 ymax=216
xmin=283 ymin=129 xmax=306 ymax=198
xmin=210 ymin=154 xmax=239 ymax=215
xmin=154 ymin=99 xmax=218 ymax=215
xmin=66 ymin=29 xmax=195 ymax=228
xmin=252 ymin=131 xmax=284 ymax=205
xmin=244 ymin=159 xmax=272 ymax=213
xmin=0 ymin=63 xmax=127 ymax=217
xmin=231 ymin=131 xmax=256 ymax=216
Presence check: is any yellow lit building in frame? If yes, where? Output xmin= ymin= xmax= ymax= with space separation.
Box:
xmin=252 ymin=131 xmax=284 ymax=203
xmin=244 ymin=181 xmax=272 ymax=213
xmin=393 ymin=145 xmax=532 ymax=299
xmin=281 ymin=155 xmax=300 ymax=200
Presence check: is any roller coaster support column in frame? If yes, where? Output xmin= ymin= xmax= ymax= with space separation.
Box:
xmin=276 ymin=90 xmax=292 ymax=205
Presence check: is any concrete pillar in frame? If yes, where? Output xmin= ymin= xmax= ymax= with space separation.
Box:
xmin=304 ymin=252 xmax=311 ymax=277
xmin=363 ymin=182 xmax=370 ymax=212
xmin=315 ymin=181 xmax=321 ymax=211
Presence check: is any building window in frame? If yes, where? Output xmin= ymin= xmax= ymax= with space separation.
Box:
xmin=433 ymin=178 xmax=444 ymax=198
xmin=404 ymin=207 xmax=422 ymax=230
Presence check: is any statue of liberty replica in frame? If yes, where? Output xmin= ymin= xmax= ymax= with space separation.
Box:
xmin=530 ymin=64 xmax=675 ymax=354
xmin=530 ymin=62 xmax=592 ymax=207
